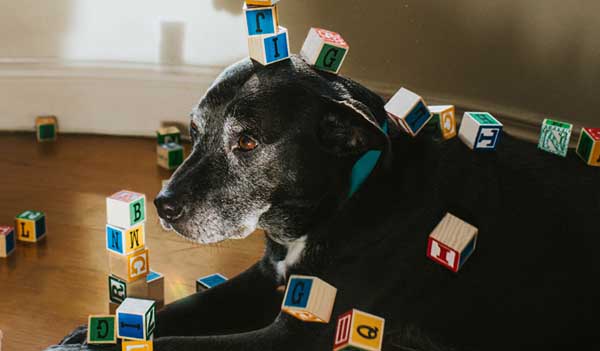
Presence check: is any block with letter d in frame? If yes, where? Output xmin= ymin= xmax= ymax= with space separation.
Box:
xmin=538 ymin=118 xmax=573 ymax=157
xmin=109 ymin=248 xmax=150 ymax=282
xmin=385 ymin=88 xmax=432 ymax=136
xmin=0 ymin=226 xmax=16 ymax=257
xmin=106 ymin=190 xmax=146 ymax=228
xmin=428 ymin=105 xmax=457 ymax=140
xmin=244 ymin=2 xmax=278 ymax=36
xmin=427 ymin=213 xmax=478 ymax=273
xmin=15 ymin=210 xmax=46 ymax=242
xmin=116 ymin=298 xmax=156 ymax=341
xmin=87 ymin=315 xmax=116 ymax=344
xmin=300 ymin=27 xmax=349 ymax=74
xmin=281 ymin=275 xmax=337 ymax=323
xmin=334 ymin=309 xmax=385 ymax=351
xmin=248 ymin=26 xmax=290 ymax=66
xmin=106 ymin=223 xmax=145 ymax=255
xmin=576 ymin=128 xmax=600 ymax=166
xmin=458 ymin=112 xmax=503 ymax=151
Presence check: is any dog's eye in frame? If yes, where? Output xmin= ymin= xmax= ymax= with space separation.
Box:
xmin=237 ymin=134 xmax=258 ymax=151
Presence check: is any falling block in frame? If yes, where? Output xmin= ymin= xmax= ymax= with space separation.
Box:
xmin=35 ymin=115 xmax=58 ymax=142
xmin=157 ymin=143 xmax=184 ymax=170
xmin=147 ymin=271 xmax=165 ymax=302
xmin=458 ymin=112 xmax=503 ymax=151
xmin=0 ymin=226 xmax=16 ymax=258
xmin=156 ymin=126 xmax=181 ymax=145
xmin=334 ymin=309 xmax=386 ymax=351
xmin=538 ymin=119 xmax=573 ymax=157
xmin=108 ymin=274 xmax=149 ymax=304
xmin=106 ymin=190 xmax=146 ymax=228
xmin=15 ymin=210 xmax=46 ymax=242
xmin=248 ymin=26 xmax=290 ymax=65
xmin=106 ymin=223 xmax=145 ymax=255
xmin=122 ymin=340 xmax=153 ymax=351
xmin=245 ymin=0 xmax=280 ymax=5
xmin=109 ymin=249 xmax=150 ymax=283
xmin=385 ymin=88 xmax=432 ymax=136
xmin=87 ymin=315 xmax=116 ymax=344
xmin=196 ymin=273 xmax=228 ymax=292
xmin=300 ymin=28 xmax=349 ymax=74
xmin=428 ymin=105 xmax=457 ymax=140
xmin=244 ymin=3 xmax=279 ymax=36
xmin=427 ymin=213 xmax=478 ymax=272
xmin=281 ymin=275 xmax=337 ymax=323
xmin=576 ymin=128 xmax=600 ymax=166
xmin=116 ymin=298 xmax=156 ymax=341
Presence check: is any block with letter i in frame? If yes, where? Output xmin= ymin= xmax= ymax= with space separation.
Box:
xmin=244 ymin=2 xmax=279 ymax=36
xmin=106 ymin=223 xmax=145 ymax=255
xmin=0 ymin=226 xmax=16 ymax=258
xmin=428 ymin=105 xmax=457 ymax=140
xmin=109 ymin=248 xmax=150 ymax=282
xmin=248 ymin=26 xmax=290 ymax=65
xmin=576 ymin=128 xmax=600 ymax=166
xmin=300 ymin=28 xmax=349 ymax=74
xmin=107 ymin=190 xmax=146 ymax=228
xmin=427 ymin=213 xmax=478 ymax=273
xmin=156 ymin=126 xmax=181 ymax=145
xmin=116 ymin=298 xmax=156 ymax=341
xmin=281 ymin=275 xmax=337 ymax=323
xmin=87 ymin=315 xmax=116 ymax=344
xmin=538 ymin=118 xmax=573 ymax=157
xmin=157 ymin=143 xmax=184 ymax=170
xmin=385 ymin=88 xmax=432 ymax=136
xmin=15 ymin=210 xmax=46 ymax=242
xmin=122 ymin=340 xmax=153 ymax=351
xmin=334 ymin=309 xmax=385 ymax=351
xmin=458 ymin=112 xmax=503 ymax=151
xmin=35 ymin=115 xmax=58 ymax=142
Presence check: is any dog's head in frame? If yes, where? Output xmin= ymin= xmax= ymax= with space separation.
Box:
xmin=155 ymin=55 xmax=390 ymax=244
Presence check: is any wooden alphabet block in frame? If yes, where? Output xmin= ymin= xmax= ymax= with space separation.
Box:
xmin=108 ymin=274 xmax=148 ymax=304
xmin=156 ymin=126 xmax=181 ymax=145
xmin=146 ymin=271 xmax=165 ymax=302
xmin=196 ymin=273 xmax=228 ymax=292
xmin=122 ymin=340 xmax=153 ymax=351
xmin=109 ymin=301 xmax=119 ymax=314
xmin=300 ymin=28 xmax=349 ymax=74
xmin=538 ymin=118 xmax=573 ymax=157
xmin=334 ymin=309 xmax=385 ymax=351
xmin=35 ymin=116 xmax=58 ymax=142
xmin=106 ymin=223 xmax=145 ymax=255
xmin=248 ymin=26 xmax=290 ymax=65
xmin=87 ymin=315 xmax=116 ymax=344
xmin=281 ymin=275 xmax=337 ymax=323
xmin=385 ymin=88 xmax=432 ymax=136
xmin=576 ymin=128 xmax=600 ymax=166
xmin=157 ymin=143 xmax=184 ymax=170
xmin=427 ymin=213 xmax=478 ymax=272
xmin=15 ymin=210 xmax=46 ymax=242
xmin=245 ymin=0 xmax=280 ymax=6
xmin=458 ymin=112 xmax=503 ymax=151
xmin=108 ymin=248 xmax=150 ymax=282
xmin=244 ymin=3 xmax=279 ymax=36
xmin=116 ymin=298 xmax=156 ymax=341
xmin=0 ymin=226 xmax=16 ymax=258
xmin=428 ymin=105 xmax=457 ymax=140
xmin=106 ymin=190 xmax=146 ymax=228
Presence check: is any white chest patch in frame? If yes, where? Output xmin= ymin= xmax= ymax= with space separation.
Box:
xmin=275 ymin=236 xmax=307 ymax=281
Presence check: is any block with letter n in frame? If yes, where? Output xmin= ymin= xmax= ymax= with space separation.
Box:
xmin=105 ymin=223 xmax=145 ymax=255
xmin=281 ymin=275 xmax=337 ymax=323
xmin=538 ymin=118 xmax=573 ymax=157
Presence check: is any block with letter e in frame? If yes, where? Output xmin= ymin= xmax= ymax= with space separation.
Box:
xmin=427 ymin=213 xmax=478 ymax=272
xmin=459 ymin=112 xmax=503 ymax=151
xmin=334 ymin=309 xmax=385 ymax=351
xmin=106 ymin=190 xmax=146 ymax=228
xmin=300 ymin=28 xmax=349 ymax=74
xmin=281 ymin=275 xmax=337 ymax=323
xmin=117 ymin=298 xmax=156 ymax=341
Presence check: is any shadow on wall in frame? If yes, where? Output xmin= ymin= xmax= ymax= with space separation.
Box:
xmin=212 ymin=0 xmax=243 ymax=15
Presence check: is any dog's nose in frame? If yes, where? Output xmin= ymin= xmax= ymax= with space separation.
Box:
xmin=154 ymin=194 xmax=184 ymax=222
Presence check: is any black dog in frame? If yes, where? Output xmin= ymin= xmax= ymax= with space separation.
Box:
xmin=49 ymin=55 xmax=598 ymax=351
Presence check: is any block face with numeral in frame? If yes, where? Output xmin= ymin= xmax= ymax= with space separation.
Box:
xmin=458 ymin=112 xmax=503 ymax=151
xmin=106 ymin=223 xmax=145 ymax=255
xmin=427 ymin=213 xmax=478 ymax=272
xmin=106 ymin=191 xmax=146 ymax=228
xmin=122 ymin=340 xmax=153 ymax=351
xmin=157 ymin=143 xmax=184 ymax=170
xmin=428 ymin=105 xmax=457 ymax=140
xmin=576 ymin=128 xmax=600 ymax=166
xmin=538 ymin=119 xmax=573 ymax=157
xmin=248 ymin=27 xmax=290 ymax=65
xmin=116 ymin=298 xmax=156 ymax=341
xmin=87 ymin=315 xmax=116 ymax=344
xmin=244 ymin=3 xmax=279 ymax=36
xmin=35 ymin=116 xmax=58 ymax=142
xmin=334 ymin=309 xmax=385 ymax=351
xmin=15 ymin=210 xmax=46 ymax=242
xmin=385 ymin=88 xmax=432 ymax=136
xmin=196 ymin=273 xmax=228 ymax=292
xmin=109 ymin=248 xmax=150 ymax=282
xmin=300 ymin=28 xmax=349 ymax=74
xmin=281 ymin=275 xmax=337 ymax=323
xmin=156 ymin=126 xmax=181 ymax=145
xmin=0 ymin=226 xmax=16 ymax=257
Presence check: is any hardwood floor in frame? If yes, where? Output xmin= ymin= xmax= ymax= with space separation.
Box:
xmin=0 ymin=133 xmax=265 ymax=351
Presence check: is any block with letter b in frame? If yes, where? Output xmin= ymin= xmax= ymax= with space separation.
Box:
xmin=109 ymin=248 xmax=150 ymax=282
xmin=106 ymin=190 xmax=146 ymax=228
xmin=300 ymin=28 xmax=349 ymax=74
xmin=538 ymin=118 xmax=573 ymax=157
xmin=156 ymin=126 xmax=181 ymax=145
xmin=458 ymin=112 xmax=503 ymax=151
xmin=427 ymin=213 xmax=478 ymax=273
xmin=428 ymin=105 xmax=457 ymax=140
xmin=87 ymin=315 xmax=116 ymax=344
xmin=334 ymin=309 xmax=385 ymax=351
xmin=576 ymin=128 xmax=600 ymax=166
xmin=15 ymin=210 xmax=46 ymax=242
xmin=0 ymin=226 xmax=16 ymax=257
xmin=157 ymin=143 xmax=184 ymax=170
xmin=116 ymin=298 xmax=156 ymax=341
xmin=281 ymin=275 xmax=337 ymax=323
xmin=244 ymin=2 xmax=279 ymax=36
xmin=106 ymin=223 xmax=145 ymax=255
xmin=385 ymin=88 xmax=432 ymax=136
xmin=35 ymin=115 xmax=58 ymax=142
xmin=248 ymin=26 xmax=290 ymax=66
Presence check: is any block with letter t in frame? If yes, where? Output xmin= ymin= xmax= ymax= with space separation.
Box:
xmin=15 ymin=210 xmax=46 ymax=242
xmin=458 ymin=112 xmax=503 ymax=151
xmin=116 ymin=298 xmax=156 ymax=341
xmin=281 ymin=275 xmax=337 ymax=323
xmin=300 ymin=27 xmax=349 ymax=74
xmin=106 ymin=190 xmax=146 ymax=228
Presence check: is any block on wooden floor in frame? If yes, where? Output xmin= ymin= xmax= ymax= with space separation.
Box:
xmin=109 ymin=248 xmax=150 ymax=283
xmin=428 ymin=105 xmax=457 ymax=140
xmin=122 ymin=340 xmax=153 ymax=351
xmin=537 ymin=118 xmax=573 ymax=157
xmin=576 ymin=128 xmax=600 ymax=166
xmin=0 ymin=226 xmax=16 ymax=258
xmin=244 ymin=3 xmax=279 ymax=36
xmin=147 ymin=271 xmax=165 ymax=302
xmin=109 ymin=274 xmax=149 ymax=304
xmin=87 ymin=315 xmax=116 ymax=344
xmin=106 ymin=190 xmax=146 ymax=228
xmin=300 ymin=28 xmax=349 ymax=74
xmin=248 ymin=26 xmax=290 ymax=65
xmin=156 ymin=126 xmax=181 ymax=145
xmin=334 ymin=309 xmax=385 ymax=351
xmin=281 ymin=275 xmax=337 ymax=323
xmin=427 ymin=213 xmax=478 ymax=272
xmin=116 ymin=298 xmax=156 ymax=341
xmin=109 ymin=301 xmax=120 ymax=314
xmin=196 ymin=273 xmax=228 ymax=292
xmin=385 ymin=88 xmax=432 ymax=136
xmin=157 ymin=143 xmax=184 ymax=170
xmin=106 ymin=223 xmax=145 ymax=255
xmin=245 ymin=0 xmax=280 ymax=5
xmin=458 ymin=112 xmax=503 ymax=151
xmin=15 ymin=210 xmax=46 ymax=242
xmin=35 ymin=115 xmax=58 ymax=142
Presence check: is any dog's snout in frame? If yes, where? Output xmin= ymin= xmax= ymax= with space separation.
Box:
xmin=154 ymin=193 xmax=184 ymax=222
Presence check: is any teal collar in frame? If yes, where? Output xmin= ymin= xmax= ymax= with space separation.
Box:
xmin=348 ymin=119 xmax=389 ymax=198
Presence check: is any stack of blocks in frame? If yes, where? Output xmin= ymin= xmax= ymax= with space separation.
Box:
xmin=281 ymin=275 xmax=337 ymax=323
xmin=156 ymin=127 xmax=184 ymax=170
xmin=385 ymin=88 xmax=433 ymax=137
xmin=245 ymin=0 xmax=290 ymax=66
xmin=458 ymin=112 xmax=503 ymax=151
xmin=576 ymin=128 xmax=600 ymax=166
xmin=538 ymin=118 xmax=573 ymax=158
xmin=35 ymin=116 xmax=58 ymax=142
xmin=427 ymin=213 xmax=478 ymax=273
xmin=334 ymin=309 xmax=385 ymax=351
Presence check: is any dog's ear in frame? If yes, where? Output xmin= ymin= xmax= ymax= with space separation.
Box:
xmin=318 ymin=97 xmax=389 ymax=157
